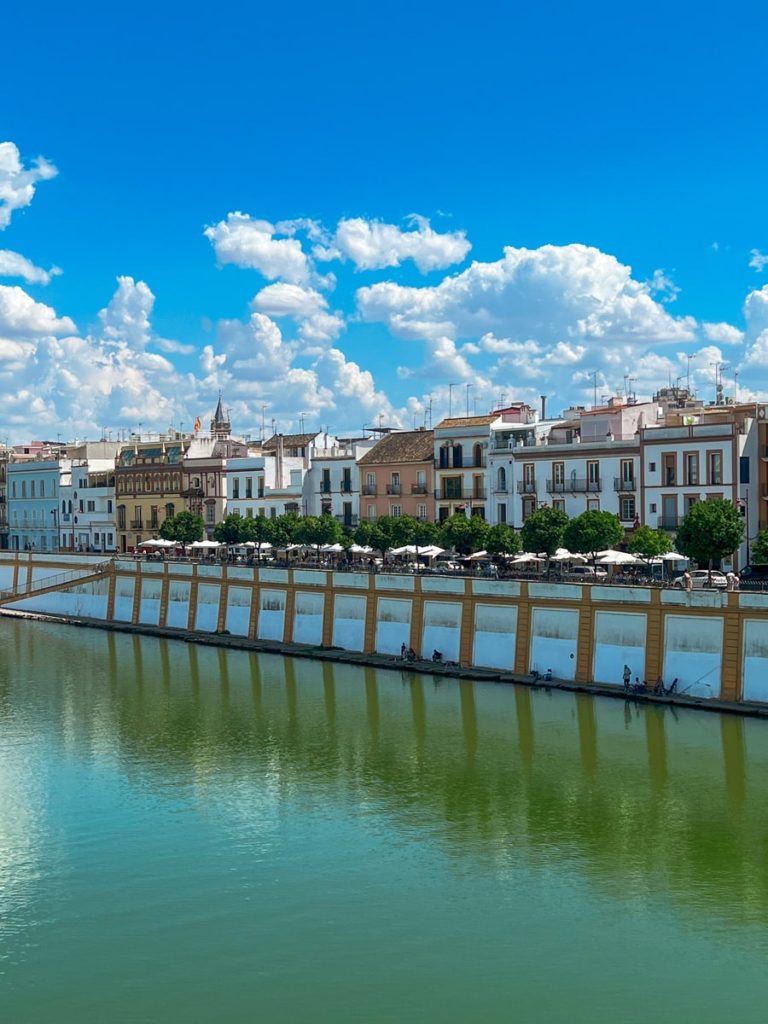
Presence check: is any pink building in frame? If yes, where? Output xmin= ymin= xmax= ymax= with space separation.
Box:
xmin=357 ymin=430 xmax=435 ymax=521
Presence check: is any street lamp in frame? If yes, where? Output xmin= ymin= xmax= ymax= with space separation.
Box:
xmin=51 ymin=507 xmax=59 ymax=552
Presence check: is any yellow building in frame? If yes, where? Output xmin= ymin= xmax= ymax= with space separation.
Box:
xmin=115 ymin=436 xmax=191 ymax=552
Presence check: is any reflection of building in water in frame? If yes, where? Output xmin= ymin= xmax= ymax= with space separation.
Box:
xmin=4 ymin=621 xmax=768 ymax=930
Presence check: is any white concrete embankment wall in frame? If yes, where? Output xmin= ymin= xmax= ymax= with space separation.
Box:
xmin=2 ymin=553 xmax=768 ymax=704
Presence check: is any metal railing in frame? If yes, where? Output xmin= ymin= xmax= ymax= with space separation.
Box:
xmin=386 ymin=484 xmax=401 ymax=495
xmin=546 ymin=478 xmax=601 ymax=493
xmin=517 ymin=481 xmax=537 ymax=494
xmin=411 ymin=484 xmax=429 ymax=495
xmin=362 ymin=484 xmax=377 ymax=496
xmin=614 ymin=478 xmax=636 ymax=491
xmin=658 ymin=516 xmax=680 ymax=530
xmin=0 ymin=559 xmax=112 ymax=604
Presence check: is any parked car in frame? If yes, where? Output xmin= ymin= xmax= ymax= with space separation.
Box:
xmin=567 ymin=565 xmax=608 ymax=581
xmin=672 ymin=569 xmax=728 ymax=590
xmin=739 ymin=564 xmax=768 ymax=581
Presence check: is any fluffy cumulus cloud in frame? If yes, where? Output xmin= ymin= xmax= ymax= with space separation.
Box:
xmin=0 ymin=285 xmax=75 ymax=336
xmin=322 ymin=215 xmax=471 ymax=273
xmin=0 ymin=142 xmax=57 ymax=230
xmin=356 ymin=243 xmax=697 ymax=345
xmin=204 ymin=213 xmax=313 ymax=284
xmin=0 ymin=249 xmax=61 ymax=285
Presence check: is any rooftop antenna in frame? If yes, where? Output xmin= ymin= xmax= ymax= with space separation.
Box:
xmin=687 ymin=354 xmax=693 ymax=393
xmin=427 ymin=396 xmax=433 ymax=429
xmin=465 ymin=382 xmax=472 ymax=416
xmin=711 ymin=362 xmax=729 ymax=405
xmin=448 ymin=382 xmax=459 ymax=418
xmin=734 ymin=370 xmax=740 ymax=403
xmin=588 ymin=371 xmax=598 ymax=408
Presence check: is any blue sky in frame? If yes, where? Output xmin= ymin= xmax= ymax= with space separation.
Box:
xmin=2 ymin=0 xmax=767 ymax=439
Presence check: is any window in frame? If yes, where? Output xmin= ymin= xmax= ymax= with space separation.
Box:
xmin=231 ymin=507 xmax=241 ymax=516
xmin=439 ymin=447 xmax=449 ymax=469
xmin=87 ymin=501 xmax=95 ymax=512
xmin=389 ymin=472 xmax=400 ymax=496
xmin=650 ymin=503 xmax=657 ymax=513
xmin=269 ymin=508 xmax=276 ymax=519
xmin=708 ymin=451 xmax=723 ymax=485
xmin=497 ymin=467 xmax=507 ymax=491
xmin=117 ymin=506 xmax=126 ymax=529
xmin=107 ymin=500 xmax=113 ymax=513
xmin=587 ymin=460 xmax=600 ymax=489
xmin=740 ymin=456 xmax=750 ymax=484
xmin=21 ymin=481 xmax=26 ymax=498
xmin=473 ymin=443 xmax=483 ymax=467
xmin=649 ymin=461 xmax=656 ymax=472
xmin=497 ymin=503 xmax=507 ymax=523
xmin=443 ymin=476 xmax=462 ymax=499
xmin=553 ymin=499 xmax=565 ymax=513
xmin=662 ymin=453 xmax=676 ymax=485
xmin=133 ymin=505 xmax=143 ymax=528
xmin=165 ymin=503 xmax=175 ymax=518
xmin=684 ymin=495 xmax=698 ymax=514
xmin=620 ymin=459 xmax=634 ymax=485
xmin=232 ymin=479 xmax=240 ymax=498
xmin=342 ymin=468 xmax=352 ymax=493
xmin=552 ymin=462 xmax=565 ymax=489
xmin=257 ymin=476 xmax=264 ymax=498
xmin=367 ymin=504 xmax=376 ymax=518
xmin=245 ymin=477 xmax=253 ymax=498
xmin=620 ymin=496 xmax=636 ymax=521
xmin=587 ymin=498 xmax=600 ymax=510
xmin=150 ymin=505 xmax=159 ymax=528
xmin=206 ymin=505 xmax=216 ymax=523
xmin=416 ymin=470 xmax=426 ymax=491
xmin=79 ymin=500 xmax=84 ymax=513
xmin=452 ymin=444 xmax=463 ymax=468
xmin=522 ymin=498 xmax=536 ymax=521
xmin=321 ymin=469 xmax=331 ymax=493
xmin=11 ymin=481 xmax=15 ymax=498
xmin=40 ymin=480 xmax=46 ymax=497
xmin=30 ymin=481 xmax=35 ymax=497
xmin=417 ymin=503 xmax=427 ymax=520
xmin=390 ymin=505 xmax=402 ymax=517
xmin=683 ymin=452 xmax=699 ymax=486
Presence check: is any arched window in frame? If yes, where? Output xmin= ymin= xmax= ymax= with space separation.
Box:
xmin=165 ymin=503 xmax=175 ymax=519
xmin=144 ymin=474 xmax=151 ymax=492
xmin=473 ymin=444 xmax=483 ymax=467
xmin=452 ymin=444 xmax=463 ymax=468
xmin=439 ymin=446 xmax=449 ymax=469
xmin=68 ymin=501 xmax=72 ymax=514
xmin=61 ymin=500 xmax=66 ymax=514
xmin=497 ymin=467 xmax=506 ymax=491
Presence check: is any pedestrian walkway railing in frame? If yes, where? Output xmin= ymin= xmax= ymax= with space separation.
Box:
xmin=0 ymin=559 xmax=114 ymax=605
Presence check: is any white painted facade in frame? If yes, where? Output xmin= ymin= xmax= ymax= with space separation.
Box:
xmin=227 ymin=455 xmax=307 ymax=518
xmin=304 ymin=439 xmax=376 ymax=527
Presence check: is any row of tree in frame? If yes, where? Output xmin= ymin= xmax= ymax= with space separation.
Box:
xmin=155 ymin=499 xmax=752 ymax=570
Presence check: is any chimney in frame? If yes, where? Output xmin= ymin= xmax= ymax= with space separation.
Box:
xmin=540 ymin=395 xmax=547 ymax=420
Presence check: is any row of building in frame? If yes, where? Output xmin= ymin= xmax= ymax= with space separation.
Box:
xmin=0 ymin=388 xmax=765 ymax=566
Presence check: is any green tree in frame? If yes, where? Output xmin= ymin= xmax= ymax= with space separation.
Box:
xmin=627 ymin=525 xmax=671 ymax=566
xmin=520 ymin=507 xmax=569 ymax=570
xmin=485 ymin=523 xmax=521 ymax=558
xmin=241 ymin=514 xmax=274 ymax=561
xmin=159 ymin=511 xmax=205 ymax=547
xmin=269 ymin=514 xmax=300 ymax=550
xmin=439 ymin=513 xmax=489 ymax=555
xmin=296 ymin=514 xmax=343 ymax=556
xmin=751 ymin=528 xmax=768 ymax=565
xmin=213 ymin=513 xmax=245 ymax=546
xmin=563 ymin=510 xmax=624 ymax=563
xmin=675 ymin=499 xmax=744 ymax=572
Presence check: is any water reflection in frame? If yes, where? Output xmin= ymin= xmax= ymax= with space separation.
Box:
xmin=2 ymin=621 xmax=768 ymax=933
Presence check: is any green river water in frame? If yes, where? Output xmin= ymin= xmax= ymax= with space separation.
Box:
xmin=1 ymin=619 xmax=767 ymax=1023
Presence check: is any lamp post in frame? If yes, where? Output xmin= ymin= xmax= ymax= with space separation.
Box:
xmin=51 ymin=507 xmax=59 ymax=552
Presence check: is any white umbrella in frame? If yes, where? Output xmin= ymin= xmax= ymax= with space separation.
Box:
xmin=467 ymin=550 xmax=490 ymax=561
xmin=190 ymin=540 xmax=221 ymax=550
xmin=511 ymin=553 xmax=545 ymax=564
xmin=321 ymin=543 xmax=344 ymax=553
xmin=596 ymin=550 xmax=640 ymax=565
xmin=349 ymin=544 xmax=373 ymax=554
xmin=549 ymin=548 xmax=587 ymax=562
xmin=418 ymin=545 xmax=445 ymax=558
xmin=650 ymin=551 xmax=689 ymax=562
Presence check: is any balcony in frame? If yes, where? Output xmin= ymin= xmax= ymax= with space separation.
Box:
xmin=320 ymin=482 xmax=332 ymax=494
xmin=362 ymin=484 xmax=377 ymax=496
xmin=130 ymin=519 xmax=144 ymax=529
xmin=386 ymin=484 xmax=401 ymax=496
xmin=335 ymin=514 xmax=359 ymax=528
xmin=435 ymin=488 xmax=487 ymax=502
xmin=341 ymin=483 xmax=352 ymax=494
xmin=493 ymin=484 xmax=509 ymax=494
xmin=411 ymin=483 xmax=429 ymax=495
xmin=517 ymin=481 xmax=537 ymax=494
xmin=546 ymin=478 xmax=601 ymax=493
xmin=658 ymin=515 xmax=680 ymax=530
xmin=614 ymin=478 xmax=636 ymax=491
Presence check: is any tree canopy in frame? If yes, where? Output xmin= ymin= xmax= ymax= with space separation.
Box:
xmin=520 ymin=507 xmax=568 ymax=558
xmin=485 ymin=523 xmax=521 ymax=557
xmin=751 ymin=529 xmax=768 ymax=565
xmin=627 ymin=525 xmax=671 ymax=563
xmin=563 ymin=510 xmax=624 ymax=559
xmin=159 ymin=511 xmax=205 ymax=545
xmin=296 ymin=514 xmax=343 ymax=552
xmin=213 ymin=513 xmax=245 ymax=546
xmin=439 ymin=513 xmax=489 ymax=555
xmin=675 ymin=499 xmax=744 ymax=568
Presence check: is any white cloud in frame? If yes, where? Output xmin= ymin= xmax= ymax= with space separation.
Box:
xmin=0 ymin=285 xmax=75 ymax=336
xmin=98 ymin=276 xmax=154 ymax=348
xmin=356 ymin=243 xmax=697 ymax=344
xmin=703 ymin=321 xmax=744 ymax=345
xmin=252 ymin=283 xmax=328 ymax=318
xmin=327 ymin=215 xmax=471 ymax=273
xmin=0 ymin=142 xmax=57 ymax=230
xmin=204 ymin=213 xmax=312 ymax=284
xmin=647 ymin=268 xmax=680 ymax=303
xmin=0 ymin=249 xmax=61 ymax=285
xmin=749 ymin=249 xmax=768 ymax=273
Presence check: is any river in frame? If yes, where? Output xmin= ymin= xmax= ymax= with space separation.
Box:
xmin=1 ymin=619 xmax=767 ymax=1022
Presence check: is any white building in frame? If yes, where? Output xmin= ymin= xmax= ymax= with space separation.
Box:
xmin=434 ymin=414 xmax=504 ymax=522
xmin=486 ymin=405 xmax=561 ymax=525
xmin=226 ymin=451 xmax=307 ymax=519
xmin=60 ymin=450 xmax=120 ymax=553
xmin=305 ymin=436 xmax=376 ymax=527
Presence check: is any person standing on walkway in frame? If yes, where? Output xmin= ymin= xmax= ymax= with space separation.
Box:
xmin=683 ymin=570 xmax=692 ymax=592
xmin=623 ymin=664 xmax=632 ymax=692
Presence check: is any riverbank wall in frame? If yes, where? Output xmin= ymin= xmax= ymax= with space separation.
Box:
xmin=3 ymin=552 xmax=768 ymax=706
